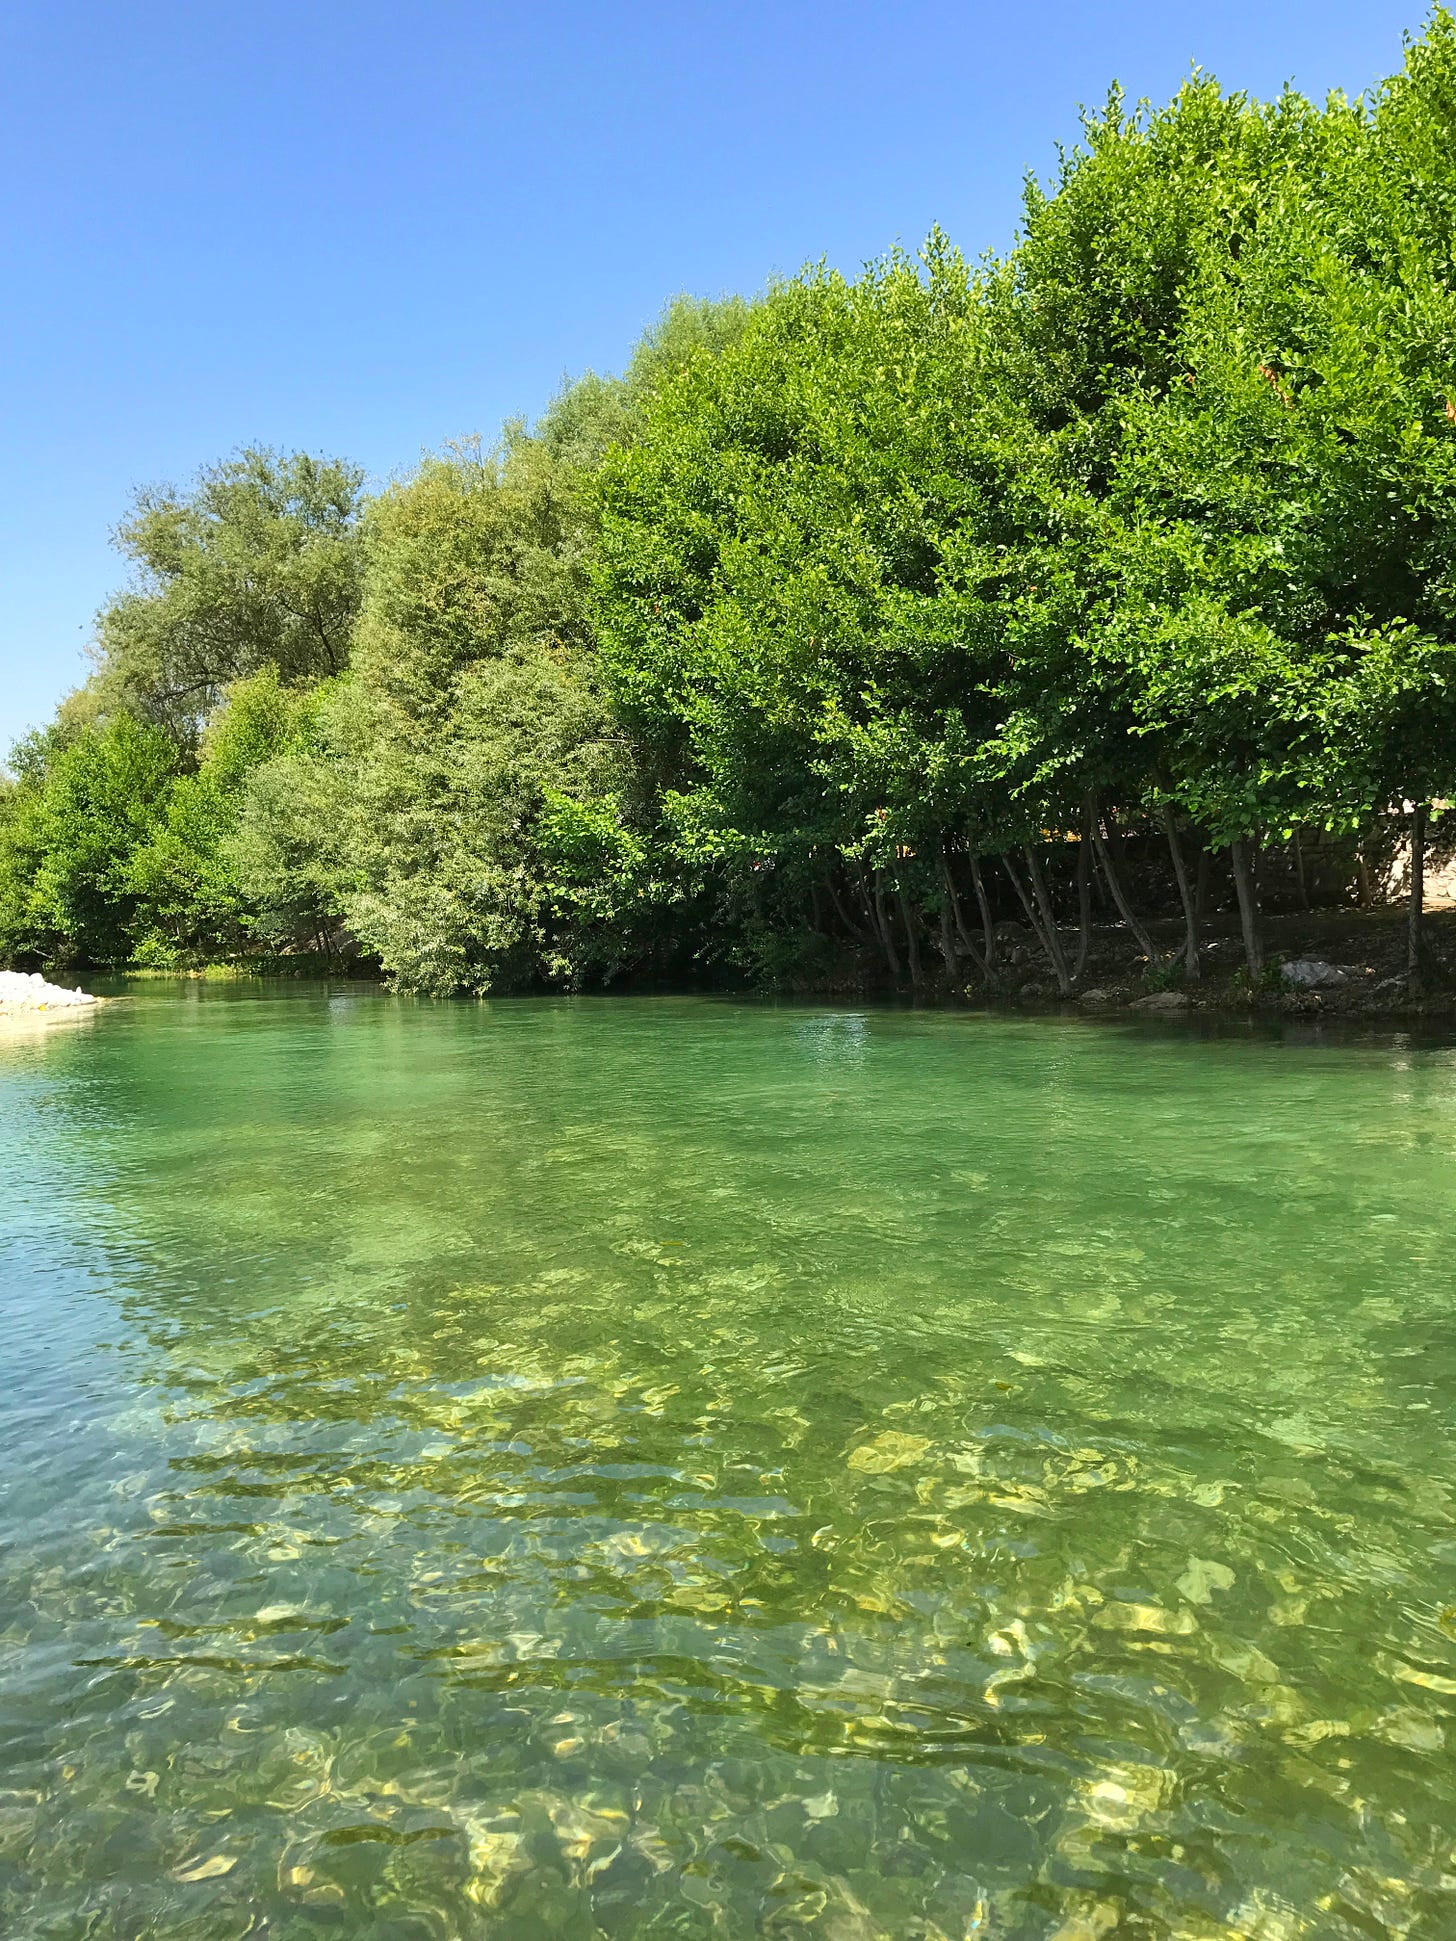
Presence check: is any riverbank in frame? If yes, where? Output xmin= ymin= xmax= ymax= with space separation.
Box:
xmin=0 ymin=970 xmax=102 ymax=1027
xmin=8 ymin=904 xmax=1455 ymax=1024
xmin=969 ymin=904 xmax=1456 ymax=1020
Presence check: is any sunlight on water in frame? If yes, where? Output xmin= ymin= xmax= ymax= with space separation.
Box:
xmin=2 ymin=987 xmax=1454 ymax=1938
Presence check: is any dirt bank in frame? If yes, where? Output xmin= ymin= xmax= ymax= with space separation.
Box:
xmin=983 ymin=906 xmax=1456 ymax=1020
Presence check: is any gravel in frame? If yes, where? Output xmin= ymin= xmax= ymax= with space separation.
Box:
xmin=0 ymin=970 xmax=99 ymax=1010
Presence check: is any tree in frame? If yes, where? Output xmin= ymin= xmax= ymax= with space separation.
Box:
xmin=1088 ymin=21 xmax=1456 ymax=976
xmin=15 ymin=24 xmax=1456 ymax=997
xmin=285 ymin=428 xmax=657 ymax=994
xmin=93 ymin=448 xmax=366 ymax=738
xmin=125 ymin=668 xmax=327 ymax=964
xmin=0 ymin=714 xmax=179 ymax=966
xmin=537 ymin=293 xmax=757 ymax=467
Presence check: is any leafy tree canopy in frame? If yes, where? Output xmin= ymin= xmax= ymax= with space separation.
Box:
xmin=92 ymin=447 xmax=366 ymax=738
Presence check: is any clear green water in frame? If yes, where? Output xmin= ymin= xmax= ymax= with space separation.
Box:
xmin=2 ymin=989 xmax=1454 ymax=1941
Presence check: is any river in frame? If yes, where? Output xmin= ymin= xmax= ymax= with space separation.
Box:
xmin=1 ymin=985 xmax=1453 ymax=1938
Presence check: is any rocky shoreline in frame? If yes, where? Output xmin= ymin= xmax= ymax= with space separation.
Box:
xmin=951 ymin=907 xmax=1456 ymax=1023
xmin=0 ymin=970 xmax=101 ymax=1013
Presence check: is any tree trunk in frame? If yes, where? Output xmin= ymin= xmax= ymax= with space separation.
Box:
xmin=940 ymin=847 xmax=986 ymax=974
xmin=967 ymin=848 xmax=997 ymax=972
xmin=1000 ymin=849 xmax=1041 ymax=939
xmin=826 ymin=871 xmax=867 ymax=943
xmin=1162 ymin=805 xmax=1201 ymax=982
xmin=1230 ymin=837 xmax=1263 ymax=977
xmin=937 ymin=903 xmax=959 ymax=978
xmin=852 ymin=864 xmax=875 ymax=929
xmin=1090 ymin=845 xmax=1111 ymax=914
xmin=1073 ymin=806 xmax=1093 ymax=983
xmin=1408 ymin=801 xmax=1428 ymax=992
xmin=1023 ymin=842 xmax=1074 ymax=996
xmin=1102 ymin=805 xmax=1134 ymax=881
xmin=1002 ymin=849 xmax=1072 ymax=996
xmin=856 ymin=862 xmax=899 ymax=978
xmin=897 ymin=887 xmax=924 ymax=990
xmin=1292 ymin=827 xmax=1311 ymax=912
xmin=872 ymin=869 xmax=901 ymax=980
xmin=1091 ymin=806 xmax=1158 ymax=963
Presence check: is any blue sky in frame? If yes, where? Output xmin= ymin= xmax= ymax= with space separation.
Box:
xmin=0 ymin=0 xmax=1425 ymax=751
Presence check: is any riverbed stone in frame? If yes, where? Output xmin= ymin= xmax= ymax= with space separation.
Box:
xmin=1130 ymin=990 xmax=1192 ymax=1010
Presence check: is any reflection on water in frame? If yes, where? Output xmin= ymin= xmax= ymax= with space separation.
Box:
xmin=2 ymin=988 xmax=1455 ymax=1938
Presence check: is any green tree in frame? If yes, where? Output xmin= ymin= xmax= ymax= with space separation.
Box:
xmin=1089 ymin=16 xmax=1456 ymax=974
xmin=0 ymin=714 xmax=179 ymax=967
xmin=537 ymin=293 xmax=757 ymax=467
xmin=268 ymin=429 xmax=656 ymax=993
xmin=94 ymin=448 xmax=366 ymax=738
xmin=125 ymin=668 xmax=328 ymax=964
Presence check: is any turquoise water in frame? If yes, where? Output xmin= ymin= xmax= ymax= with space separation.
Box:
xmin=1 ymin=986 xmax=1454 ymax=1939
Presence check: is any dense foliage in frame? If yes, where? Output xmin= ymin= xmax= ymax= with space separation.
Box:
xmin=8 ymin=16 xmax=1456 ymax=992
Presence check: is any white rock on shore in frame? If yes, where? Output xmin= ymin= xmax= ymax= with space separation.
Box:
xmin=1280 ymin=958 xmax=1348 ymax=990
xmin=0 ymin=969 xmax=99 ymax=1010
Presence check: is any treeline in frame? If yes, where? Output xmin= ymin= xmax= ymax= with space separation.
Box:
xmin=7 ymin=14 xmax=1456 ymax=996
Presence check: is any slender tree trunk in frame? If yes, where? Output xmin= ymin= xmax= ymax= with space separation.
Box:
xmin=855 ymin=862 xmax=898 ymax=977
xmin=1073 ymin=809 xmax=1093 ymax=983
xmin=941 ymin=848 xmax=972 ymax=953
xmin=1230 ymin=837 xmax=1264 ymax=977
xmin=1002 ymin=850 xmax=1072 ymax=995
xmin=1408 ymin=801 xmax=1428 ymax=992
xmin=1000 ymin=849 xmax=1042 ymax=939
xmin=1162 ymin=804 xmax=1201 ymax=982
xmin=1023 ymin=842 xmax=1074 ymax=996
xmin=1292 ymin=827 xmax=1311 ymax=912
xmin=853 ymin=861 xmax=875 ymax=925
xmin=1090 ymin=844 xmax=1111 ymax=914
xmin=1102 ymin=805 xmax=1134 ymax=881
xmin=827 ymin=870 xmax=868 ymax=942
xmin=940 ymin=846 xmax=985 ymax=973
xmin=1091 ymin=805 xmax=1158 ymax=963
xmin=967 ymin=849 xmax=997 ymax=972
xmin=897 ymin=887 xmax=924 ymax=990
xmin=872 ymin=868 xmax=901 ymax=980
xmin=937 ymin=903 xmax=959 ymax=978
